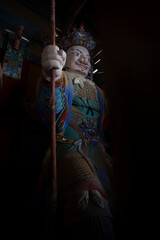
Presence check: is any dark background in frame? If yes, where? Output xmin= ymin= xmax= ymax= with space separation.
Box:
xmin=98 ymin=1 xmax=160 ymax=239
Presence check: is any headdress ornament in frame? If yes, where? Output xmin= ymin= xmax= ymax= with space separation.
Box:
xmin=59 ymin=23 xmax=96 ymax=55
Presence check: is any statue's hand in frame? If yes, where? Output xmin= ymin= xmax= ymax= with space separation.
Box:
xmin=41 ymin=45 xmax=66 ymax=81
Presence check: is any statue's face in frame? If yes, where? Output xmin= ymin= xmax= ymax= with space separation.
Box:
xmin=65 ymin=45 xmax=91 ymax=77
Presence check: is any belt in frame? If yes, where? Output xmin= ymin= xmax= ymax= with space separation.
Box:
xmin=56 ymin=134 xmax=76 ymax=144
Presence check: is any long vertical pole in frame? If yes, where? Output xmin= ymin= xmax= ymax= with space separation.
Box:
xmin=50 ymin=0 xmax=57 ymax=217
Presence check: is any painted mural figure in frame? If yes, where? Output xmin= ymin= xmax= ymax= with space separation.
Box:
xmin=35 ymin=24 xmax=115 ymax=239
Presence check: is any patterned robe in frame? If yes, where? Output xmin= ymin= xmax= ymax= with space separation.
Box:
xmin=35 ymin=71 xmax=114 ymax=236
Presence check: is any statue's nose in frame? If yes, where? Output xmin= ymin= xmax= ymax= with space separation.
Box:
xmin=80 ymin=55 xmax=87 ymax=64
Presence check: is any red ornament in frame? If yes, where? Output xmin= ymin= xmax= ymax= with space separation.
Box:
xmin=13 ymin=25 xmax=24 ymax=51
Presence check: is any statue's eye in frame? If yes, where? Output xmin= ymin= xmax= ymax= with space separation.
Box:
xmin=75 ymin=52 xmax=80 ymax=56
xmin=71 ymin=51 xmax=80 ymax=57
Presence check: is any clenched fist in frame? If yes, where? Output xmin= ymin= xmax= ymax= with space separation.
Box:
xmin=41 ymin=45 xmax=66 ymax=81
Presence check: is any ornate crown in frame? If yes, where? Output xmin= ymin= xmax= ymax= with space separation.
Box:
xmin=59 ymin=23 xmax=96 ymax=55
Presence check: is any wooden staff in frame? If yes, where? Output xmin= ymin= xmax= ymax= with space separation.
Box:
xmin=50 ymin=0 xmax=57 ymax=215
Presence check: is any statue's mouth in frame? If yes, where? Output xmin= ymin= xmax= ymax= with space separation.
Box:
xmin=76 ymin=63 xmax=88 ymax=70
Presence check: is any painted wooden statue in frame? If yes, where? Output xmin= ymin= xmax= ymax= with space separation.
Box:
xmin=35 ymin=24 xmax=115 ymax=239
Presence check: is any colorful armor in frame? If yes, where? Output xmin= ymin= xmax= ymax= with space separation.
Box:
xmin=35 ymin=70 xmax=114 ymax=231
